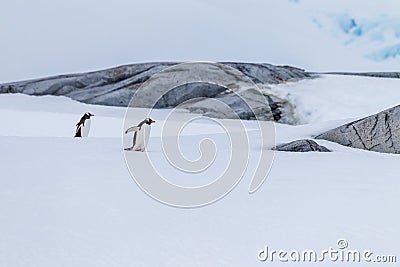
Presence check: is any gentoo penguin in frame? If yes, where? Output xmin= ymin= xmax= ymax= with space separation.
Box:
xmin=124 ymin=118 xmax=155 ymax=151
xmin=74 ymin=112 xmax=94 ymax=137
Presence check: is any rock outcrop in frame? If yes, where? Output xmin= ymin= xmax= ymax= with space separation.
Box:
xmin=273 ymin=139 xmax=331 ymax=152
xmin=0 ymin=62 xmax=310 ymax=123
xmin=322 ymin=72 xmax=400 ymax=79
xmin=316 ymin=105 xmax=400 ymax=154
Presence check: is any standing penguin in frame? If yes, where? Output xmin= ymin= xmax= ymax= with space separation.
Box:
xmin=74 ymin=112 xmax=94 ymax=137
xmin=124 ymin=118 xmax=155 ymax=151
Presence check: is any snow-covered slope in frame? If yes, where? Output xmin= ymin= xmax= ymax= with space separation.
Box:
xmin=2 ymin=0 xmax=400 ymax=82
xmin=268 ymin=74 xmax=400 ymax=124
xmin=1 ymin=73 xmax=399 ymax=266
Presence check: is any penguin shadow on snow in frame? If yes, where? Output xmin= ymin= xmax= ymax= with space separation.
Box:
xmin=124 ymin=118 xmax=156 ymax=152
xmin=74 ymin=112 xmax=94 ymax=138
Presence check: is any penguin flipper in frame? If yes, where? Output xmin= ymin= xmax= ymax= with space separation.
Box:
xmin=125 ymin=126 xmax=139 ymax=134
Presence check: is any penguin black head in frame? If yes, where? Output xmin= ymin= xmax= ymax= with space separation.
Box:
xmin=145 ymin=118 xmax=156 ymax=125
xmin=85 ymin=112 xmax=94 ymax=119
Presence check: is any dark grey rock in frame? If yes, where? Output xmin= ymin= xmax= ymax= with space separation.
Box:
xmin=316 ymin=105 xmax=400 ymax=154
xmin=224 ymin=63 xmax=308 ymax=83
xmin=0 ymin=62 xmax=311 ymax=123
xmin=273 ymin=139 xmax=331 ymax=152
xmin=182 ymin=88 xmax=275 ymax=120
xmin=318 ymin=72 xmax=400 ymax=79
xmin=154 ymin=82 xmax=227 ymax=108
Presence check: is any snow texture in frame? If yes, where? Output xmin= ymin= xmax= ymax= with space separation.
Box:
xmin=1 ymin=73 xmax=399 ymax=266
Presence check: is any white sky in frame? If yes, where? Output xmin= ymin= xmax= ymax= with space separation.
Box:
xmin=1 ymin=0 xmax=399 ymax=82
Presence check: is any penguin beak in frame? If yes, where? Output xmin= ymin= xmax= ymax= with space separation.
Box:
xmin=150 ymin=119 xmax=155 ymax=124
xmin=90 ymin=113 xmax=94 ymax=117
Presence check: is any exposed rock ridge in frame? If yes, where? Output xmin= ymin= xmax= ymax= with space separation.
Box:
xmin=0 ymin=62 xmax=311 ymax=123
xmin=273 ymin=139 xmax=331 ymax=152
xmin=320 ymin=72 xmax=400 ymax=79
xmin=316 ymin=105 xmax=400 ymax=154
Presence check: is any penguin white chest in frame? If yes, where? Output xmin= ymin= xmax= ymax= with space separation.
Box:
xmin=81 ymin=119 xmax=91 ymax=137
xmin=134 ymin=124 xmax=151 ymax=151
